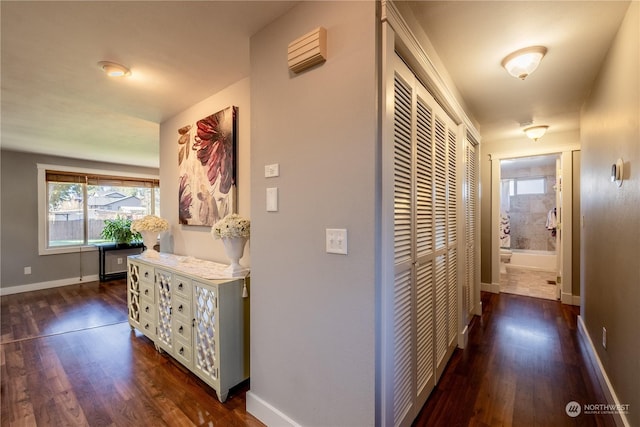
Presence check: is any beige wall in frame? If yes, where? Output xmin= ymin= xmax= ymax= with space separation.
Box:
xmin=0 ymin=150 xmax=158 ymax=291
xmin=580 ymin=2 xmax=639 ymax=425
xmin=159 ymin=78 xmax=251 ymax=265
xmin=247 ymin=1 xmax=378 ymax=425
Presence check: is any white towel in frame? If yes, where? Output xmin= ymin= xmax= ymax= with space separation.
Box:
xmin=546 ymin=209 xmax=557 ymax=230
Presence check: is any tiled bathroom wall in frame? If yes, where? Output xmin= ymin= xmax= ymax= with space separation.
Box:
xmin=502 ymin=159 xmax=557 ymax=252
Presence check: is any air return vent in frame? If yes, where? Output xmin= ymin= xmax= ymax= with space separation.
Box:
xmin=288 ymin=27 xmax=327 ymax=73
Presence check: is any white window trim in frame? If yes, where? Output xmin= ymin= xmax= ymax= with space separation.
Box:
xmin=37 ymin=163 xmax=159 ymax=256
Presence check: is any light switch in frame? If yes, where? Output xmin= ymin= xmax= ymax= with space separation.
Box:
xmin=267 ymin=187 xmax=278 ymax=212
xmin=326 ymin=228 xmax=348 ymax=255
xmin=265 ymin=163 xmax=280 ymax=178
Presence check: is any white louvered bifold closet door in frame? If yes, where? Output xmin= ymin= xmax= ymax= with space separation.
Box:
xmin=464 ymin=136 xmax=479 ymax=318
xmin=446 ymin=128 xmax=458 ymax=359
xmin=390 ymin=54 xmax=459 ymax=427
xmin=391 ymin=68 xmax=414 ymax=425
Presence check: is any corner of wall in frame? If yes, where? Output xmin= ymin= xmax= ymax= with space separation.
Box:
xmin=246 ymin=392 xmax=300 ymax=427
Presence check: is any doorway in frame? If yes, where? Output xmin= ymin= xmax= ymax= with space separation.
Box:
xmin=490 ymin=149 xmax=577 ymax=305
xmin=499 ymin=154 xmax=560 ymax=300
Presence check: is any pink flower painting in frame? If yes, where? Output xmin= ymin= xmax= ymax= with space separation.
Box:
xmin=178 ymin=106 xmax=237 ymax=226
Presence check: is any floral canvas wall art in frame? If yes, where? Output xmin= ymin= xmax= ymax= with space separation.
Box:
xmin=178 ymin=106 xmax=237 ymax=226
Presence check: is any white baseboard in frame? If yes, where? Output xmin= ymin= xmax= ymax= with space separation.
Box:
xmin=246 ymin=391 xmax=300 ymax=427
xmin=561 ymin=292 xmax=581 ymax=306
xmin=0 ymin=275 xmax=100 ymax=296
xmin=577 ymin=316 xmax=630 ymax=427
xmin=474 ymin=301 xmax=482 ymax=316
xmin=458 ymin=324 xmax=469 ymax=349
xmin=481 ymin=282 xmax=500 ymax=293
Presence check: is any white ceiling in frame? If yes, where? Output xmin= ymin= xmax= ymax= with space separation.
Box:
xmin=0 ymin=1 xmax=631 ymax=168
xmin=407 ymin=0 xmax=631 ymax=141
xmin=0 ymin=1 xmax=297 ymax=168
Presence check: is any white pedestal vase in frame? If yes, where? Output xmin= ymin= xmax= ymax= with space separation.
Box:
xmin=221 ymin=236 xmax=248 ymax=277
xmin=140 ymin=230 xmax=160 ymax=258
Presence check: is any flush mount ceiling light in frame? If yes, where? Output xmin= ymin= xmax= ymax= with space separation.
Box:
xmin=501 ymin=46 xmax=547 ymax=80
xmin=523 ymin=125 xmax=549 ymax=141
xmin=97 ymin=61 xmax=131 ymax=77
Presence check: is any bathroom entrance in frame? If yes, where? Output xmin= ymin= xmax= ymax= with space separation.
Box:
xmin=499 ymin=154 xmax=560 ymax=300
xmin=490 ymin=147 xmax=579 ymax=305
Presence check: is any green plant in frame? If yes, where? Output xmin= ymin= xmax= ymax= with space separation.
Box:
xmin=100 ymin=216 xmax=141 ymax=244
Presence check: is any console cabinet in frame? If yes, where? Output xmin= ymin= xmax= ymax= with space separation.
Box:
xmin=127 ymin=254 xmax=249 ymax=402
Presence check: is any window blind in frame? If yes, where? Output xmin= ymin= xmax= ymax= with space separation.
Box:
xmin=46 ymin=170 xmax=159 ymax=188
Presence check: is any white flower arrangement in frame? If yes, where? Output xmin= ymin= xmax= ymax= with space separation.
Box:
xmin=211 ymin=214 xmax=250 ymax=239
xmin=130 ymin=215 xmax=170 ymax=233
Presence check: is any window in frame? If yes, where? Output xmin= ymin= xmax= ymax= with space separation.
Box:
xmin=504 ymin=177 xmax=546 ymax=197
xmin=515 ymin=178 xmax=545 ymax=195
xmin=38 ymin=165 xmax=159 ymax=254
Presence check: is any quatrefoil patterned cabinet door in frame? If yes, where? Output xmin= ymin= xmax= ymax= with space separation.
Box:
xmin=155 ymin=269 xmax=173 ymax=352
xmin=193 ymin=283 xmax=220 ymax=389
xmin=127 ymin=262 xmax=141 ymax=326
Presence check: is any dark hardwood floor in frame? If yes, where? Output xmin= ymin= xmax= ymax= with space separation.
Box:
xmin=2 ymin=281 xmax=615 ymax=426
xmin=1 ymin=279 xmax=262 ymax=427
xmin=413 ymin=292 xmax=616 ymax=427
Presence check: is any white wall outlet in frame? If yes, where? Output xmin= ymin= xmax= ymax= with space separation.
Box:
xmin=24 ymin=266 xmax=32 ymax=275
xmin=265 ymin=163 xmax=280 ymax=178
xmin=117 ymin=257 xmax=124 ymax=265
xmin=326 ymin=228 xmax=348 ymax=255
xmin=266 ymin=187 xmax=278 ymax=212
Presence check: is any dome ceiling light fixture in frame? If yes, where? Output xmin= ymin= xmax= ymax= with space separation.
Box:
xmin=97 ymin=61 xmax=131 ymax=77
xmin=501 ymin=46 xmax=548 ymax=80
xmin=523 ymin=124 xmax=549 ymax=141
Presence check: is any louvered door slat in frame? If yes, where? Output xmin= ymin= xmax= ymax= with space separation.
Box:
xmin=393 ymin=269 xmax=413 ymax=426
xmin=447 ymin=129 xmax=457 ymax=245
xmin=416 ymin=260 xmax=434 ymax=395
xmin=434 ymin=118 xmax=447 ymax=251
xmin=434 ymin=254 xmax=447 ymax=366
xmin=416 ymin=98 xmax=433 ymax=257
xmin=394 ymin=76 xmax=413 ymax=265
xmin=447 ymin=247 xmax=457 ymax=346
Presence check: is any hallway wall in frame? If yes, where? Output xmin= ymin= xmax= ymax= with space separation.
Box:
xmin=247 ymin=2 xmax=378 ymax=425
xmin=580 ymin=2 xmax=639 ymax=425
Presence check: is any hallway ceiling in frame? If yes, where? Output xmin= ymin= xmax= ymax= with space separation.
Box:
xmin=0 ymin=1 xmax=631 ymax=168
xmin=408 ymin=0 xmax=631 ymax=141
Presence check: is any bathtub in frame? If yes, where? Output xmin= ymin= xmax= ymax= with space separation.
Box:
xmin=509 ymin=249 xmax=557 ymax=272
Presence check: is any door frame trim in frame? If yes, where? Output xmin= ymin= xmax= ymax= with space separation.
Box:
xmin=489 ymin=145 xmax=580 ymax=304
